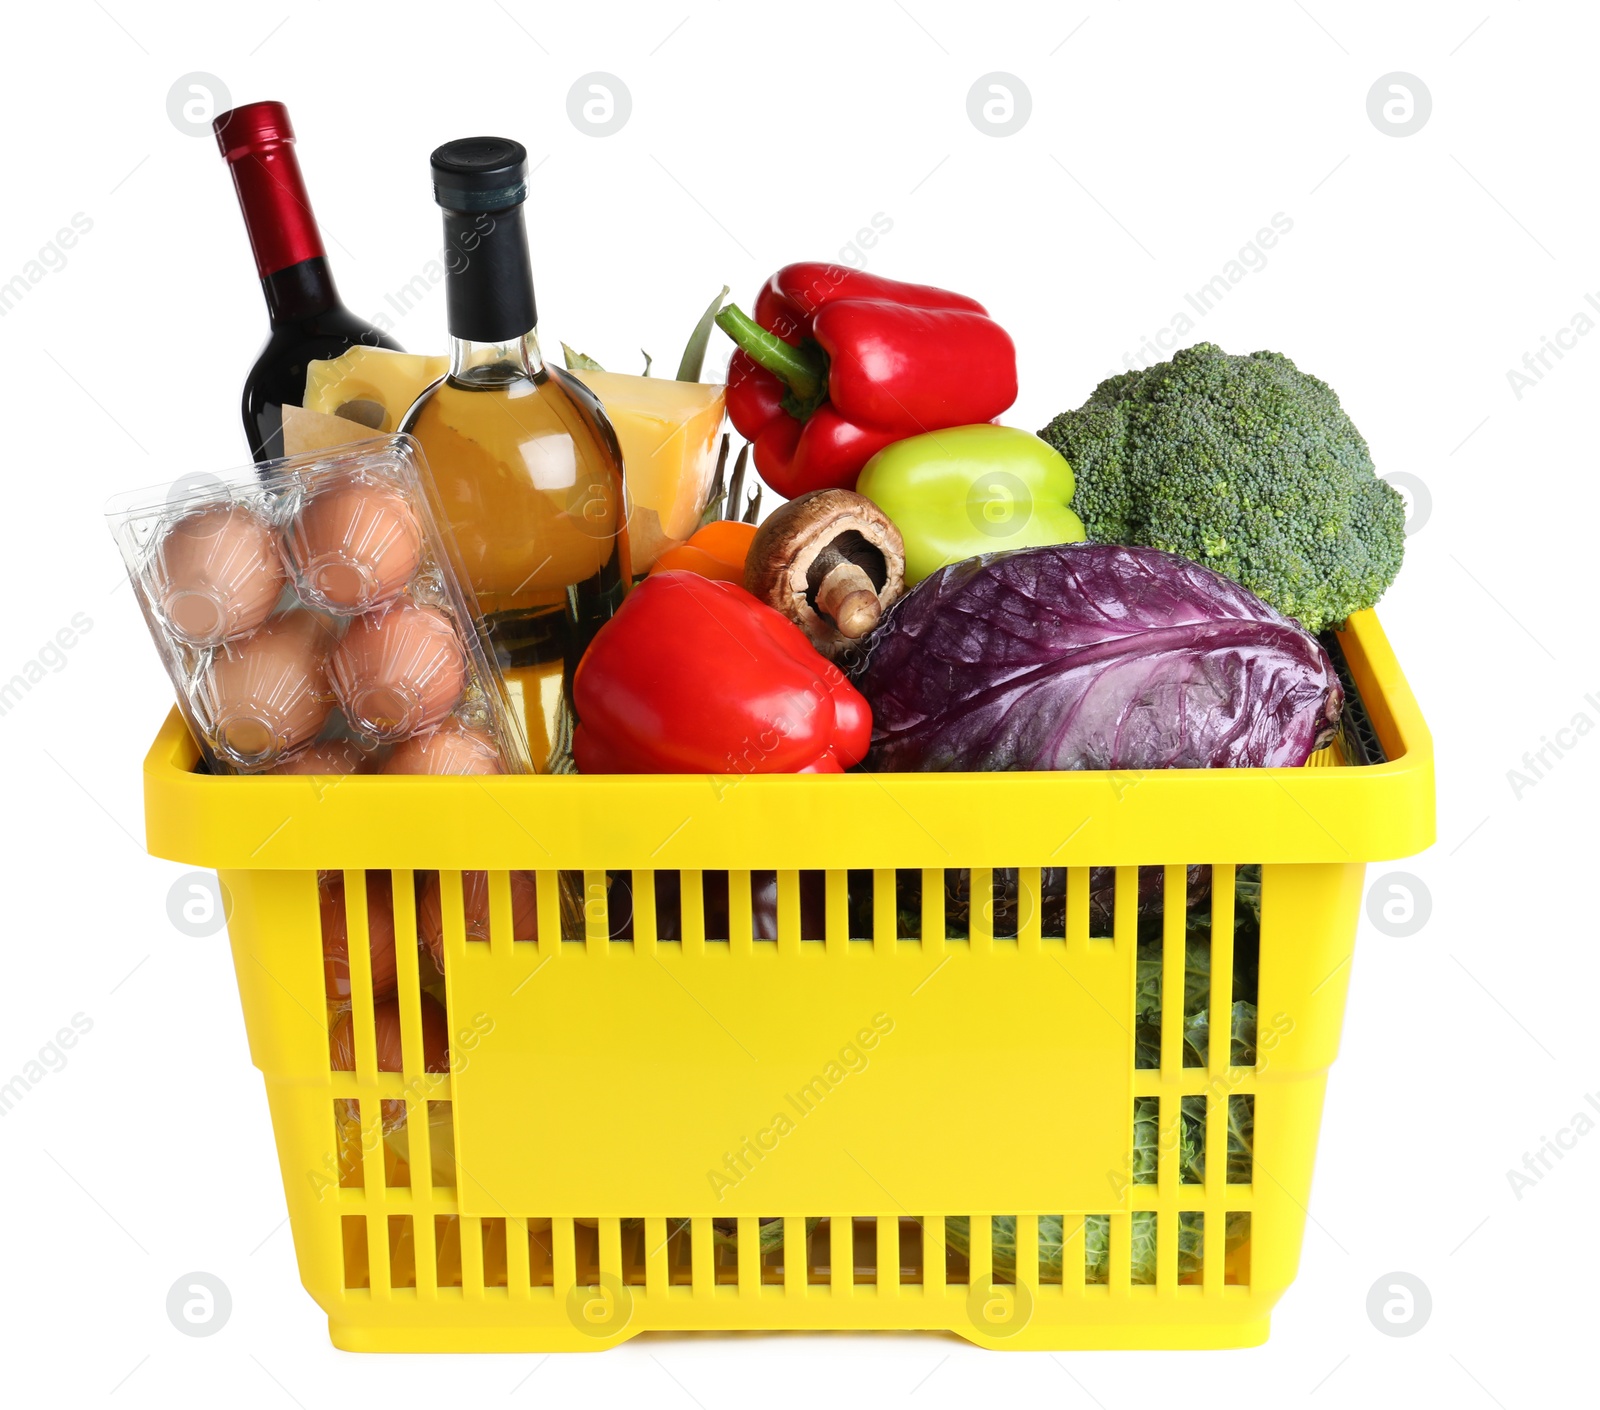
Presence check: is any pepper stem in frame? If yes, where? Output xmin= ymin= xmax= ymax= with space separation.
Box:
xmin=715 ymin=303 xmax=829 ymax=416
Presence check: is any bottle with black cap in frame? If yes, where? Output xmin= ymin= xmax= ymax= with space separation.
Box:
xmin=402 ymin=137 xmax=627 ymax=772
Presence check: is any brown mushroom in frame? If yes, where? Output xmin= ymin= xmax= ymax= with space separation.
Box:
xmin=745 ymin=489 xmax=907 ymax=660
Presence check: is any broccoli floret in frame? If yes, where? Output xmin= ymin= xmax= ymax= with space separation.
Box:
xmin=1038 ymin=343 xmax=1405 ymax=633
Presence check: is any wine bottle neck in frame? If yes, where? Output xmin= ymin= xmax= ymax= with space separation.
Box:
xmin=261 ymin=255 xmax=342 ymax=326
xmin=217 ymin=110 xmax=328 ymax=282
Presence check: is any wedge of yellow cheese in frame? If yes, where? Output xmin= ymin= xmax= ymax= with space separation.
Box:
xmin=303 ymin=347 xmax=449 ymax=434
xmin=571 ymin=369 xmax=726 ymax=575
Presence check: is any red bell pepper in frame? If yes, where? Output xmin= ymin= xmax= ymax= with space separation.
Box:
xmin=572 ymin=571 xmax=871 ymax=774
xmin=715 ymin=262 xmax=1019 ymax=499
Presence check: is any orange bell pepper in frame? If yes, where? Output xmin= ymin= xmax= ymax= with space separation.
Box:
xmin=649 ymin=519 xmax=757 ymax=583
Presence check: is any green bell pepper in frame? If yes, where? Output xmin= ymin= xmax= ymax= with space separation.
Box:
xmin=856 ymin=424 xmax=1086 ymax=585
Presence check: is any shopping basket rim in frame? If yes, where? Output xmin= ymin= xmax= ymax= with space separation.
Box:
xmin=142 ymin=608 xmax=1434 ymax=871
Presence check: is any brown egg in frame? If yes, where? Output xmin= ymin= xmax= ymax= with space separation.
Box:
xmin=330 ymin=602 xmax=466 ymax=742
xmin=287 ymin=478 xmax=423 ymax=614
xmin=328 ymin=993 xmax=449 ymax=1128
xmin=381 ymin=720 xmax=503 ymax=776
xmin=151 ymin=503 xmax=285 ymax=647
xmin=269 ymin=737 xmax=371 ymax=776
xmin=201 ymin=612 xmax=334 ymax=768
xmin=417 ymin=869 xmax=539 ymax=968
xmin=319 ymin=870 xmax=401 ymax=1000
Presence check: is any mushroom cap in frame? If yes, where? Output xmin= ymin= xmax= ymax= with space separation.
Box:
xmin=745 ymin=489 xmax=907 ymax=660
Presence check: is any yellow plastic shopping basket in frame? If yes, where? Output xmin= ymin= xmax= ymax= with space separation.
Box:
xmin=143 ymin=607 xmax=1432 ymax=1352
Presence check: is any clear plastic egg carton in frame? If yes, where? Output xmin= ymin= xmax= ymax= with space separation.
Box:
xmin=107 ymin=433 xmax=527 ymax=776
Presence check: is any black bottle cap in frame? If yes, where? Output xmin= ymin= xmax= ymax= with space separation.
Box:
xmin=432 ymin=137 xmax=538 ymax=341
xmin=430 ymin=137 xmax=528 ymax=213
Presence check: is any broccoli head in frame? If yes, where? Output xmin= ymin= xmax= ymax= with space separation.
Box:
xmin=1038 ymin=343 xmax=1405 ymax=633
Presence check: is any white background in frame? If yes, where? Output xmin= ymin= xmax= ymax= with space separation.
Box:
xmin=1 ymin=1 xmax=1594 ymax=1404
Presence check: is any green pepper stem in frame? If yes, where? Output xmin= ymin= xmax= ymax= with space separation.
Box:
xmin=715 ymin=303 xmax=829 ymax=409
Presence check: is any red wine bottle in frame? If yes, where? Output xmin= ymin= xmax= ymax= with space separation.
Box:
xmin=214 ymin=101 xmax=402 ymax=463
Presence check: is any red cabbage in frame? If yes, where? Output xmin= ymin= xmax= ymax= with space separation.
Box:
xmin=855 ymin=544 xmax=1342 ymax=772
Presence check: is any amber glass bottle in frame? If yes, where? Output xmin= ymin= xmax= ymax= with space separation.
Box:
xmin=402 ymin=138 xmax=627 ymax=770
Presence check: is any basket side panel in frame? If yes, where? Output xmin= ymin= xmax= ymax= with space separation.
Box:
xmin=217 ymin=868 xmax=352 ymax=1314
xmin=1258 ymin=863 xmax=1365 ymax=1082
xmin=220 ymin=869 xmax=326 ymax=1078
xmin=264 ymin=1078 xmax=351 ymax=1316
xmin=1251 ymin=1077 xmax=1331 ymax=1301
xmin=1247 ymin=862 xmax=1365 ymax=1300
